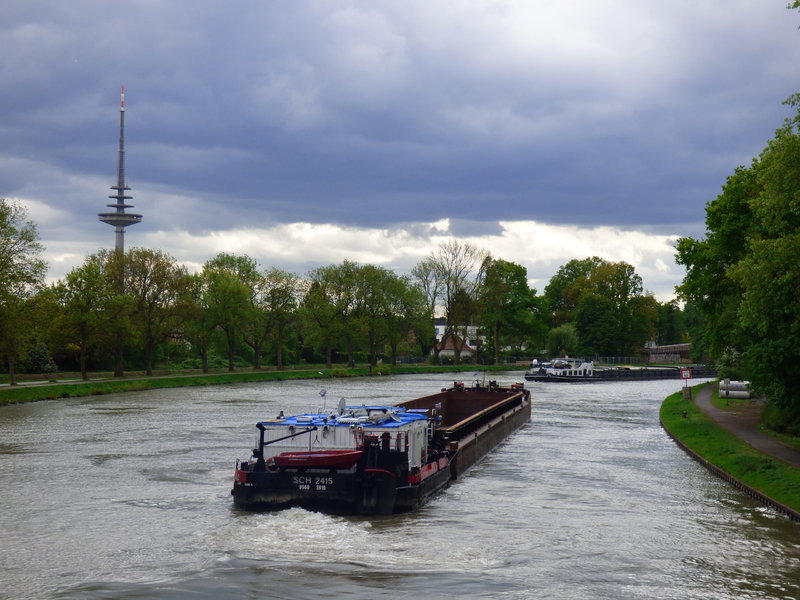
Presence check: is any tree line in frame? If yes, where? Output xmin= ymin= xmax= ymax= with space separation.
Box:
xmin=677 ymin=94 xmax=800 ymax=434
xmin=0 ymin=204 xmax=689 ymax=384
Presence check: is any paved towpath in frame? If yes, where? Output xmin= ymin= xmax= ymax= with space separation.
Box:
xmin=694 ymin=385 xmax=800 ymax=468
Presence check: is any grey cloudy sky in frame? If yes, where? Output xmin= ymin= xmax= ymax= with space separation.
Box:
xmin=3 ymin=1 xmax=799 ymax=300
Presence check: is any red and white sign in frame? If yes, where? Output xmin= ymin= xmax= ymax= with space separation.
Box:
xmin=680 ymin=368 xmax=692 ymax=380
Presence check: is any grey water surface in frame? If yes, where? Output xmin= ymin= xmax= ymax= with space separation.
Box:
xmin=1 ymin=373 xmax=798 ymax=599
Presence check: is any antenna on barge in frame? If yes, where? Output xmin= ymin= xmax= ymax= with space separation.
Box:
xmin=98 ymin=85 xmax=142 ymax=252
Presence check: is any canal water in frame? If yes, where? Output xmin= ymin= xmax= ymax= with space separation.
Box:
xmin=1 ymin=373 xmax=798 ymax=599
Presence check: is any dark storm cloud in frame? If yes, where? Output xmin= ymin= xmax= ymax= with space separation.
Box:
xmin=2 ymin=0 xmax=799 ymax=264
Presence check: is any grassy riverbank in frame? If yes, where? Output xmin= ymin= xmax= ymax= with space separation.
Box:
xmin=0 ymin=364 xmax=522 ymax=405
xmin=660 ymin=385 xmax=800 ymax=514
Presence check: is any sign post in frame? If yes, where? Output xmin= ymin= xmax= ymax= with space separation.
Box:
xmin=681 ymin=368 xmax=692 ymax=400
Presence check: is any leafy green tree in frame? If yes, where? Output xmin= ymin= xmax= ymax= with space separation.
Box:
xmin=519 ymin=295 xmax=551 ymax=356
xmin=546 ymin=323 xmax=579 ymax=357
xmin=125 ymin=247 xmax=190 ymax=375
xmin=544 ymin=257 xmax=605 ymax=326
xmin=731 ymin=235 xmax=800 ymax=423
xmin=308 ymin=261 xmax=362 ymax=366
xmin=656 ymin=301 xmax=687 ymax=346
xmin=262 ymin=267 xmax=301 ymax=369
xmin=447 ymin=285 xmax=478 ymax=364
xmin=0 ymin=199 xmax=46 ymax=299
xmin=589 ymin=261 xmax=655 ymax=356
xmin=626 ymin=294 xmax=659 ymax=356
xmin=751 ymin=126 xmax=800 ymax=236
xmin=0 ymin=296 xmax=37 ymax=384
xmin=53 ymin=259 xmax=116 ymax=379
xmin=180 ymin=273 xmax=217 ymax=373
xmin=575 ymin=293 xmax=617 ymax=356
xmin=384 ymin=277 xmax=430 ymax=366
xmin=204 ymin=253 xmax=260 ymax=371
xmin=0 ymin=199 xmax=46 ymax=384
xmin=729 ymin=96 xmax=800 ymax=429
xmin=676 ymin=165 xmax=758 ymax=358
xmin=545 ymin=256 xmax=655 ymax=356
xmin=478 ymin=257 xmax=544 ymax=364
xmin=356 ymin=265 xmax=396 ymax=367
xmin=302 ymin=262 xmax=431 ymax=367
xmin=676 ymin=92 xmax=800 ymax=431
xmin=300 ymin=279 xmax=339 ymax=368
xmin=681 ymin=301 xmax=708 ymax=362
xmin=89 ymin=249 xmax=138 ymax=377
xmin=239 ymin=270 xmax=269 ymax=370
xmin=592 ymin=261 xmax=643 ymax=312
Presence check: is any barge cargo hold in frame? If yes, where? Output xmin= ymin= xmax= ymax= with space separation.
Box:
xmin=231 ymin=380 xmax=531 ymax=515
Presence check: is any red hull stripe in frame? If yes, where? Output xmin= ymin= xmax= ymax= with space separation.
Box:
xmin=408 ymin=458 xmax=450 ymax=484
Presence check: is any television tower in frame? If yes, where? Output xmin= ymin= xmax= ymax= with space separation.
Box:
xmin=98 ymin=85 xmax=142 ymax=252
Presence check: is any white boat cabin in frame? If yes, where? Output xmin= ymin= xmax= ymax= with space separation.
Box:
xmin=256 ymin=406 xmax=431 ymax=469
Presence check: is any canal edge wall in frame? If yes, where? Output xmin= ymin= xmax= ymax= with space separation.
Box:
xmin=660 ymin=419 xmax=800 ymax=522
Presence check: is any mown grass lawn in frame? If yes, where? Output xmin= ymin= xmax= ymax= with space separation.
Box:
xmin=0 ymin=364 xmax=520 ymax=405
xmin=660 ymin=385 xmax=800 ymax=514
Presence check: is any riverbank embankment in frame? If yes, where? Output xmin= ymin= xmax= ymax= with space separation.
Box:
xmin=660 ymin=383 xmax=800 ymax=520
xmin=0 ymin=364 xmax=520 ymax=405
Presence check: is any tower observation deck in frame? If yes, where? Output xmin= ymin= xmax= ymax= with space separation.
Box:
xmin=98 ymin=86 xmax=142 ymax=252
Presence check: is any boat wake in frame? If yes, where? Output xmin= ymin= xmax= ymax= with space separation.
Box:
xmin=211 ymin=507 xmax=501 ymax=572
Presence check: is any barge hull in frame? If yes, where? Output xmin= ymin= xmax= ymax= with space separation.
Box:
xmin=448 ymin=395 xmax=531 ymax=479
xmin=394 ymin=466 xmax=452 ymax=511
xmin=233 ymin=470 xmax=362 ymax=514
xmin=525 ymin=365 xmax=716 ymax=382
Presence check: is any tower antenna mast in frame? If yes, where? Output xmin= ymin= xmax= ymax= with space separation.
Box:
xmin=98 ymin=85 xmax=142 ymax=252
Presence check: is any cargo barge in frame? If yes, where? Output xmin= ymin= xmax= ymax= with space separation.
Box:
xmin=524 ymin=358 xmax=716 ymax=382
xmin=231 ymin=380 xmax=531 ymax=515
